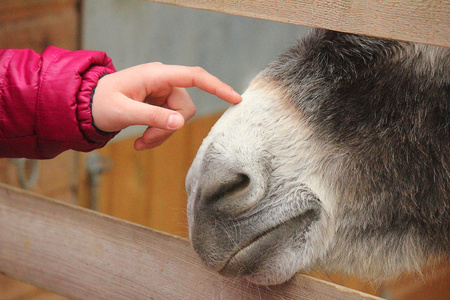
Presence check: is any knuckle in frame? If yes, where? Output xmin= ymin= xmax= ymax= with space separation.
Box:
xmin=188 ymin=104 xmax=197 ymax=118
xmin=192 ymin=66 xmax=206 ymax=75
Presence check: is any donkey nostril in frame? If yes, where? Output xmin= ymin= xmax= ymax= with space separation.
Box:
xmin=218 ymin=173 xmax=250 ymax=199
xmin=198 ymin=166 xmax=257 ymax=214
xmin=203 ymin=172 xmax=251 ymax=205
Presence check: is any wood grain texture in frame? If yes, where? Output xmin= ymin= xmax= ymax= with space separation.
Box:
xmin=0 ymin=183 xmax=381 ymax=300
xmin=146 ymin=129 xmax=190 ymax=236
xmin=91 ymin=114 xmax=224 ymax=238
xmin=0 ymin=0 xmax=79 ymax=52
xmin=381 ymin=263 xmax=450 ymax=300
xmin=0 ymin=152 xmax=78 ymax=202
xmin=146 ymin=0 xmax=450 ymax=47
xmin=0 ymin=274 xmax=69 ymax=300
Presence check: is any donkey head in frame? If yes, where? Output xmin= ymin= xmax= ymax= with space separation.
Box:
xmin=186 ymin=29 xmax=449 ymax=285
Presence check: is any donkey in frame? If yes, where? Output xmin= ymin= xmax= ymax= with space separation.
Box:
xmin=186 ymin=29 xmax=449 ymax=285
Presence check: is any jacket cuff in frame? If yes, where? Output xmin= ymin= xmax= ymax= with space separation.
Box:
xmin=77 ymin=67 xmax=119 ymax=145
xmin=36 ymin=47 xmax=118 ymax=158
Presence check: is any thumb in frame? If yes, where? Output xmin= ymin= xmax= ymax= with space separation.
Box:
xmin=104 ymin=94 xmax=185 ymax=132
xmin=124 ymin=99 xmax=185 ymax=130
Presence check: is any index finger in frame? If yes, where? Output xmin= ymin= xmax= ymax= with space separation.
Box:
xmin=146 ymin=64 xmax=242 ymax=104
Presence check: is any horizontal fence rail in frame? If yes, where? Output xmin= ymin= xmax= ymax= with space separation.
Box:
xmin=0 ymin=183 xmax=381 ymax=299
xmin=147 ymin=0 xmax=450 ymax=47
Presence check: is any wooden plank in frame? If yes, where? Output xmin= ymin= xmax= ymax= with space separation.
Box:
xmin=98 ymin=142 xmax=151 ymax=226
xmin=146 ymin=129 xmax=190 ymax=237
xmin=146 ymin=0 xmax=450 ymax=47
xmin=0 ymin=274 xmax=45 ymax=299
xmin=381 ymin=263 xmax=450 ymax=300
xmin=0 ymin=0 xmax=77 ymax=22
xmin=306 ymin=270 xmax=381 ymax=296
xmin=185 ymin=113 xmax=223 ymax=165
xmin=94 ymin=132 xmax=190 ymax=237
xmin=0 ymin=0 xmax=79 ymax=51
xmin=89 ymin=115 xmax=223 ymax=238
xmin=0 ymin=274 xmax=70 ymax=300
xmin=0 ymin=152 xmax=78 ymax=202
xmin=0 ymin=183 xmax=381 ymax=299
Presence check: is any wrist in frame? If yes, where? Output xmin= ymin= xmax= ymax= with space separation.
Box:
xmin=91 ymin=73 xmax=114 ymax=135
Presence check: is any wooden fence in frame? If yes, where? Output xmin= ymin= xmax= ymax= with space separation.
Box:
xmin=0 ymin=183 xmax=381 ymax=299
xmin=147 ymin=0 xmax=450 ymax=47
xmin=1 ymin=0 xmax=448 ymax=299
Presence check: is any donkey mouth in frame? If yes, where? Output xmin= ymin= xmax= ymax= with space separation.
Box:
xmin=219 ymin=209 xmax=318 ymax=277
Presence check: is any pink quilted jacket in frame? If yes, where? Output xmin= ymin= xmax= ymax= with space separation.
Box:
xmin=0 ymin=46 xmax=117 ymax=159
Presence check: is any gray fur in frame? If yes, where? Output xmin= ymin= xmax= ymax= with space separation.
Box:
xmin=186 ymin=29 xmax=449 ymax=285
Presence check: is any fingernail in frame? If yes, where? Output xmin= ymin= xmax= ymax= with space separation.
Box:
xmin=167 ymin=113 xmax=184 ymax=129
xmin=232 ymin=90 xmax=242 ymax=101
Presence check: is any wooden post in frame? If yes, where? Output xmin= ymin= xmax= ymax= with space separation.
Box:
xmin=0 ymin=184 xmax=381 ymax=299
xmin=145 ymin=0 xmax=450 ymax=47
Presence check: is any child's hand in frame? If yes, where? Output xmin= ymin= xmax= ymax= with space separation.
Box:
xmin=91 ymin=63 xmax=242 ymax=150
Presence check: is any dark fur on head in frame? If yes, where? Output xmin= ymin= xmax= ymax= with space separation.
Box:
xmin=263 ymin=29 xmax=449 ymax=259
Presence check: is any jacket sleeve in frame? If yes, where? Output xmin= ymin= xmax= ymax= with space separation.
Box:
xmin=0 ymin=46 xmax=117 ymax=159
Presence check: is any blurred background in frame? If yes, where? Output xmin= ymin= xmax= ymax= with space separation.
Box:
xmin=82 ymin=0 xmax=310 ymax=138
xmin=0 ymin=1 xmax=447 ymax=299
